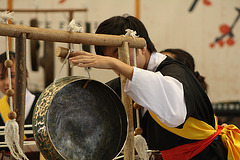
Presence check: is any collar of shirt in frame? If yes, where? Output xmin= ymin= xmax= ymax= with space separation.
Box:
xmin=147 ymin=52 xmax=167 ymax=72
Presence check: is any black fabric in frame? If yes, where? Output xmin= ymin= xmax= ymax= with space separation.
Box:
xmin=106 ymin=77 xmax=140 ymax=129
xmin=157 ymin=56 xmax=215 ymax=127
xmin=144 ymin=56 xmax=227 ymax=159
xmin=106 ymin=78 xmax=121 ymax=98
xmin=106 ymin=56 xmax=227 ymax=159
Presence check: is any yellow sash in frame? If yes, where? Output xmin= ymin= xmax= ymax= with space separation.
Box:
xmin=0 ymin=95 xmax=27 ymax=140
xmin=0 ymin=96 xmax=11 ymax=123
xmin=149 ymin=111 xmax=240 ymax=160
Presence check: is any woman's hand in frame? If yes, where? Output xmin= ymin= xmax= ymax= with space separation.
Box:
xmin=69 ymin=51 xmax=134 ymax=80
xmin=69 ymin=51 xmax=116 ymax=69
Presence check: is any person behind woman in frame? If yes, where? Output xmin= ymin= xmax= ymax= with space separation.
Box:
xmin=159 ymin=48 xmax=208 ymax=92
xmin=0 ymin=51 xmax=40 ymax=159
xmin=69 ymin=14 xmax=240 ymax=159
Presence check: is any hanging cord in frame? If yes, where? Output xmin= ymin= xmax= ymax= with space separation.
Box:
xmin=67 ymin=19 xmax=90 ymax=79
xmin=54 ymin=19 xmax=85 ymax=84
xmin=55 ymin=19 xmax=91 ymax=83
xmin=54 ymin=48 xmax=71 ymax=84
xmin=0 ymin=11 xmax=29 ymax=160
xmin=124 ymin=29 xmax=148 ymax=160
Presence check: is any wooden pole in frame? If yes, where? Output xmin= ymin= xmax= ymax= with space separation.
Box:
xmin=68 ymin=11 xmax=74 ymax=76
xmin=118 ymin=42 xmax=134 ymax=160
xmin=7 ymin=0 xmax=13 ymax=51
xmin=0 ymin=23 xmax=146 ymax=48
xmin=135 ymin=0 xmax=140 ymax=19
xmin=13 ymin=33 xmax=27 ymax=159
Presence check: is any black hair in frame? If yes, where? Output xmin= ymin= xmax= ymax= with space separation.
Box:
xmin=0 ymin=51 xmax=16 ymax=78
xmin=160 ymin=49 xmax=195 ymax=72
xmin=160 ymin=48 xmax=208 ymax=92
xmin=95 ymin=14 xmax=157 ymax=55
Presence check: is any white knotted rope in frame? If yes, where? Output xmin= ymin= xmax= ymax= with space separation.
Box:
xmin=1 ymin=11 xmax=29 ymax=160
xmin=124 ymin=29 xmax=148 ymax=160
xmin=67 ymin=19 xmax=91 ymax=78
xmin=55 ymin=19 xmax=90 ymax=82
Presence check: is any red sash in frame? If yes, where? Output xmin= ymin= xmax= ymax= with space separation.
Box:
xmin=160 ymin=125 xmax=223 ymax=160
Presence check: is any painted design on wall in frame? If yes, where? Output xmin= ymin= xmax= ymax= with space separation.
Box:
xmin=59 ymin=0 xmax=66 ymax=4
xmin=210 ymin=8 xmax=240 ymax=48
xmin=189 ymin=0 xmax=212 ymax=12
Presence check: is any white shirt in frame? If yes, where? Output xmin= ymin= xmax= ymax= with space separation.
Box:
xmin=25 ymin=89 xmax=36 ymax=120
xmin=124 ymin=52 xmax=187 ymax=127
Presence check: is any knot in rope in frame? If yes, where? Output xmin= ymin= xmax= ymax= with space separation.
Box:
xmin=0 ymin=11 xmax=14 ymax=23
xmin=125 ymin=29 xmax=139 ymax=39
xmin=67 ymin=19 xmax=84 ymax=33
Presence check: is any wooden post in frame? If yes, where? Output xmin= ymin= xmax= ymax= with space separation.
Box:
xmin=135 ymin=0 xmax=140 ymax=19
xmin=14 ymin=33 xmax=27 ymax=150
xmin=118 ymin=42 xmax=134 ymax=160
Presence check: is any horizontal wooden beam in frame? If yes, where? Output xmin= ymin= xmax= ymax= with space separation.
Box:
xmin=0 ymin=8 xmax=87 ymax=12
xmin=0 ymin=23 xmax=146 ymax=48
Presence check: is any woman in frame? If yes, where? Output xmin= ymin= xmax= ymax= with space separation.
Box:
xmin=69 ymin=14 xmax=239 ymax=159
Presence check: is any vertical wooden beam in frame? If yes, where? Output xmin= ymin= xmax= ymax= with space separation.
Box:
xmin=68 ymin=11 xmax=73 ymax=76
xmin=135 ymin=0 xmax=140 ymax=19
xmin=118 ymin=42 xmax=134 ymax=160
xmin=8 ymin=0 xmax=13 ymax=51
xmin=15 ymin=33 xmax=27 ymax=150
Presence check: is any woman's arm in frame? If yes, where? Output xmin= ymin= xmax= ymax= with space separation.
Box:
xmin=69 ymin=51 xmax=134 ymax=80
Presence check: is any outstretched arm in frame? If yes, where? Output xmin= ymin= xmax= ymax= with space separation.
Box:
xmin=69 ymin=51 xmax=134 ymax=80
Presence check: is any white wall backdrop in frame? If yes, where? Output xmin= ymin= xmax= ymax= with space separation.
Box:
xmin=0 ymin=0 xmax=239 ymax=103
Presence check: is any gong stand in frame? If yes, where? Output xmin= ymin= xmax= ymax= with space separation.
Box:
xmin=0 ymin=23 xmax=146 ymax=160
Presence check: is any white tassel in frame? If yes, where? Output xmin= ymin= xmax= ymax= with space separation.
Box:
xmin=5 ymin=119 xmax=29 ymax=160
xmin=134 ymin=135 xmax=148 ymax=160
xmin=0 ymin=11 xmax=14 ymax=22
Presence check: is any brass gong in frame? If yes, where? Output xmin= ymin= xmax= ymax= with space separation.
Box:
xmin=33 ymin=76 xmax=128 ymax=160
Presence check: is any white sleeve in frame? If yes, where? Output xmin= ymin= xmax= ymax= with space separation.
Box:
xmin=124 ymin=67 xmax=186 ymax=127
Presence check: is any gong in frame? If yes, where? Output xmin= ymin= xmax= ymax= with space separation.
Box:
xmin=32 ymin=76 xmax=128 ymax=160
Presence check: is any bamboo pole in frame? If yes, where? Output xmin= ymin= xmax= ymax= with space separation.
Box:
xmin=118 ymin=42 xmax=135 ymax=160
xmin=0 ymin=23 xmax=146 ymax=48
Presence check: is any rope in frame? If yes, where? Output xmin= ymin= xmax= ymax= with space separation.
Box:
xmin=54 ymin=48 xmax=71 ymax=84
xmin=1 ymin=11 xmax=14 ymax=111
xmin=1 ymin=11 xmax=29 ymax=160
xmin=55 ymin=19 xmax=91 ymax=83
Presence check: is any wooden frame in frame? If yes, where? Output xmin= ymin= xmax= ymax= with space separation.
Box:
xmin=0 ymin=23 xmax=146 ymax=160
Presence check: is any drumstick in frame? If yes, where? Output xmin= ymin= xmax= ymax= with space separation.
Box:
xmin=55 ymin=46 xmax=76 ymax=58
xmin=83 ymin=80 xmax=89 ymax=88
